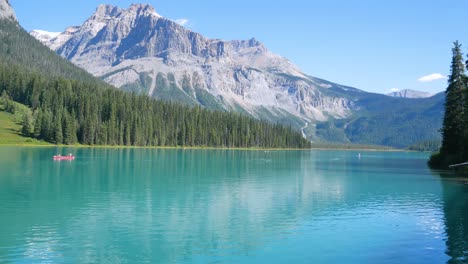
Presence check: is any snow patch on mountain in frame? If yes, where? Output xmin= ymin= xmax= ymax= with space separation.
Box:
xmin=30 ymin=30 xmax=61 ymax=43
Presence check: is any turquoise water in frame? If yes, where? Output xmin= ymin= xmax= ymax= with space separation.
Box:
xmin=0 ymin=147 xmax=466 ymax=263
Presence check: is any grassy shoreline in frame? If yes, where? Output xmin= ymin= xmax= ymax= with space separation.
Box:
xmin=0 ymin=142 xmax=405 ymax=152
xmin=0 ymin=143 xmax=310 ymax=151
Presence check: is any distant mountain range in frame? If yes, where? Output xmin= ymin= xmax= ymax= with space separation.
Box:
xmin=386 ymin=89 xmax=433 ymax=99
xmin=29 ymin=3 xmax=444 ymax=148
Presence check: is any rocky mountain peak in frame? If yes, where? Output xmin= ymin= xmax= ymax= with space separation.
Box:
xmin=128 ymin=3 xmax=160 ymax=17
xmin=228 ymin=38 xmax=266 ymax=53
xmin=91 ymin=3 xmax=161 ymax=21
xmin=94 ymin=4 xmax=122 ymax=19
xmin=24 ymin=2 xmax=444 ymax=148
xmin=248 ymin=38 xmax=261 ymax=47
xmin=31 ymin=2 xmax=359 ymax=130
xmin=0 ymin=0 xmax=16 ymax=21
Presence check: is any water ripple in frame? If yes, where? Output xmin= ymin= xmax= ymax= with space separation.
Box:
xmin=0 ymin=148 xmax=459 ymax=263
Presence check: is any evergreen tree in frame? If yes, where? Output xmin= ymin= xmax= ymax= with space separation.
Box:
xmin=33 ymin=108 xmax=43 ymax=138
xmin=54 ymin=114 xmax=63 ymax=144
xmin=40 ymin=109 xmax=52 ymax=141
xmin=440 ymin=41 xmax=466 ymax=157
xmin=465 ymin=54 xmax=468 ymax=159
xmin=1 ymin=90 xmax=8 ymax=106
xmin=2 ymin=91 xmax=15 ymax=113
xmin=21 ymin=112 xmax=33 ymax=136
xmin=63 ymin=111 xmax=77 ymax=145
xmin=430 ymin=41 xmax=468 ymax=167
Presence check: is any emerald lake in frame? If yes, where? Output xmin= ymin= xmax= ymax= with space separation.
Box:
xmin=0 ymin=147 xmax=467 ymax=263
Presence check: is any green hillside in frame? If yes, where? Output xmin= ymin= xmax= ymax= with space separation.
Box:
xmin=343 ymin=94 xmax=443 ymax=148
xmin=0 ymin=100 xmax=49 ymax=145
xmin=311 ymin=77 xmax=443 ymax=148
xmin=0 ymin=20 xmax=104 ymax=84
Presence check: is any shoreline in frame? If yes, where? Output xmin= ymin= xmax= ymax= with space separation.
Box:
xmin=0 ymin=143 xmax=406 ymax=152
xmin=0 ymin=143 xmax=309 ymax=151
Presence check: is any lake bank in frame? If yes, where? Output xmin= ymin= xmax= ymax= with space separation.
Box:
xmin=0 ymin=142 xmax=401 ymax=152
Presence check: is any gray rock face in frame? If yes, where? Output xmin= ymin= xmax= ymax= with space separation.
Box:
xmin=0 ymin=0 xmax=16 ymax=21
xmin=387 ymin=89 xmax=432 ymax=99
xmin=33 ymin=3 xmax=358 ymax=134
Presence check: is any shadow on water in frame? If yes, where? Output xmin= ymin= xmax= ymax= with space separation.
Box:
xmin=432 ymin=169 xmax=468 ymax=264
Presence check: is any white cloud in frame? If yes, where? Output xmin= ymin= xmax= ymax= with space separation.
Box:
xmin=417 ymin=73 xmax=447 ymax=82
xmin=175 ymin=18 xmax=189 ymax=27
xmin=389 ymin=88 xmax=400 ymax=93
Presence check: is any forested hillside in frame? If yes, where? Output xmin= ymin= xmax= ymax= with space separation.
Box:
xmin=0 ymin=20 xmax=101 ymax=83
xmin=0 ymin=63 xmax=310 ymax=148
xmin=313 ymin=83 xmax=443 ymax=148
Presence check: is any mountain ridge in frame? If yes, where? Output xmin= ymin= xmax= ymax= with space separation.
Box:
xmin=387 ymin=89 xmax=433 ymax=99
xmin=32 ymin=3 xmax=357 ymax=127
xmin=29 ymin=3 xmax=445 ymax=147
xmin=0 ymin=3 xmax=311 ymax=149
xmin=30 ymin=30 xmax=61 ymax=44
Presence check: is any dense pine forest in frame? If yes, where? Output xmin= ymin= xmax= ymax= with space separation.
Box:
xmin=429 ymin=41 xmax=468 ymax=168
xmin=408 ymin=139 xmax=440 ymax=152
xmin=0 ymin=63 xmax=311 ymax=148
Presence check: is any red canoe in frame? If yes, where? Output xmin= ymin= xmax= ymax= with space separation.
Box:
xmin=53 ymin=155 xmax=75 ymax=161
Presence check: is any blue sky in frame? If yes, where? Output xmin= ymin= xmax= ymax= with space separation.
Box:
xmin=10 ymin=0 xmax=468 ymax=94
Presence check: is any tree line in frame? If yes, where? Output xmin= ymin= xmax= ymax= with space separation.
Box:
xmin=0 ymin=63 xmax=311 ymax=148
xmin=408 ymin=139 xmax=441 ymax=152
xmin=429 ymin=41 xmax=468 ymax=168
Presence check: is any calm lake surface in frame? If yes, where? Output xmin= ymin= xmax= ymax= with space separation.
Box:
xmin=0 ymin=147 xmax=467 ymax=263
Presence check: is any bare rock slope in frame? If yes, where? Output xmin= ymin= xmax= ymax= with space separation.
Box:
xmin=33 ymin=4 xmax=357 ymax=132
xmin=0 ymin=0 xmax=16 ymax=21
